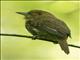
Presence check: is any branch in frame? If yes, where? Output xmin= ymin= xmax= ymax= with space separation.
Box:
xmin=0 ymin=33 xmax=80 ymax=49
xmin=68 ymin=44 xmax=80 ymax=48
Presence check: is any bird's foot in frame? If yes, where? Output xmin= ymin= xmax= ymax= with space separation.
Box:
xmin=32 ymin=35 xmax=38 ymax=40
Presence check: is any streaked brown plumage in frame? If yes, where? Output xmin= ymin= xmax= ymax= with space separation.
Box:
xmin=16 ymin=10 xmax=71 ymax=54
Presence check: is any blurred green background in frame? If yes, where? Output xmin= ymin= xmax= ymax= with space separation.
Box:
xmin=1 ymin=0 xmax=80 ymax=1
xmin=1 ymin=1 xmax=80 ymax=60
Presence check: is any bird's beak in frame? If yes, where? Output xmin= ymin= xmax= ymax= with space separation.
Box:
xmin=16 ymin=12 xmax=27 ymax=16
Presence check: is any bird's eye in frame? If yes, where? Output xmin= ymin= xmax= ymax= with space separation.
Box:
xmin=27 ymin=12 xmax=31 ymax=15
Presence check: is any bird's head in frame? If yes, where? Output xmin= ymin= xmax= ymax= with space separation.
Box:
xmin=16 ymin=10 xmax=52 ymax=19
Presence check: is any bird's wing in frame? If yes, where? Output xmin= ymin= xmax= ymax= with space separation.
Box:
xmin=36 ymin=18 xmax=68 ymax=38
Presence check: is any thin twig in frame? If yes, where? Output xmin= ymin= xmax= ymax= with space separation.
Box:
xmin=68 ymin=44 xmax=80 ymax=48
xmin=0 ymin=33 xmax=80 ymax=48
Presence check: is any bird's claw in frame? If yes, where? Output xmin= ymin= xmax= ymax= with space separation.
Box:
xmin=32 ymin=35 xmax=38 ymax=40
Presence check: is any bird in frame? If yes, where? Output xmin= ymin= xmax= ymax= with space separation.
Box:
xmin=16 ymin=10 xmax=71 ymax=54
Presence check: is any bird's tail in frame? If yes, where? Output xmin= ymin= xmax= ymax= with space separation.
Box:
xmin=58 ymin=40 xmax=69 ymax=54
